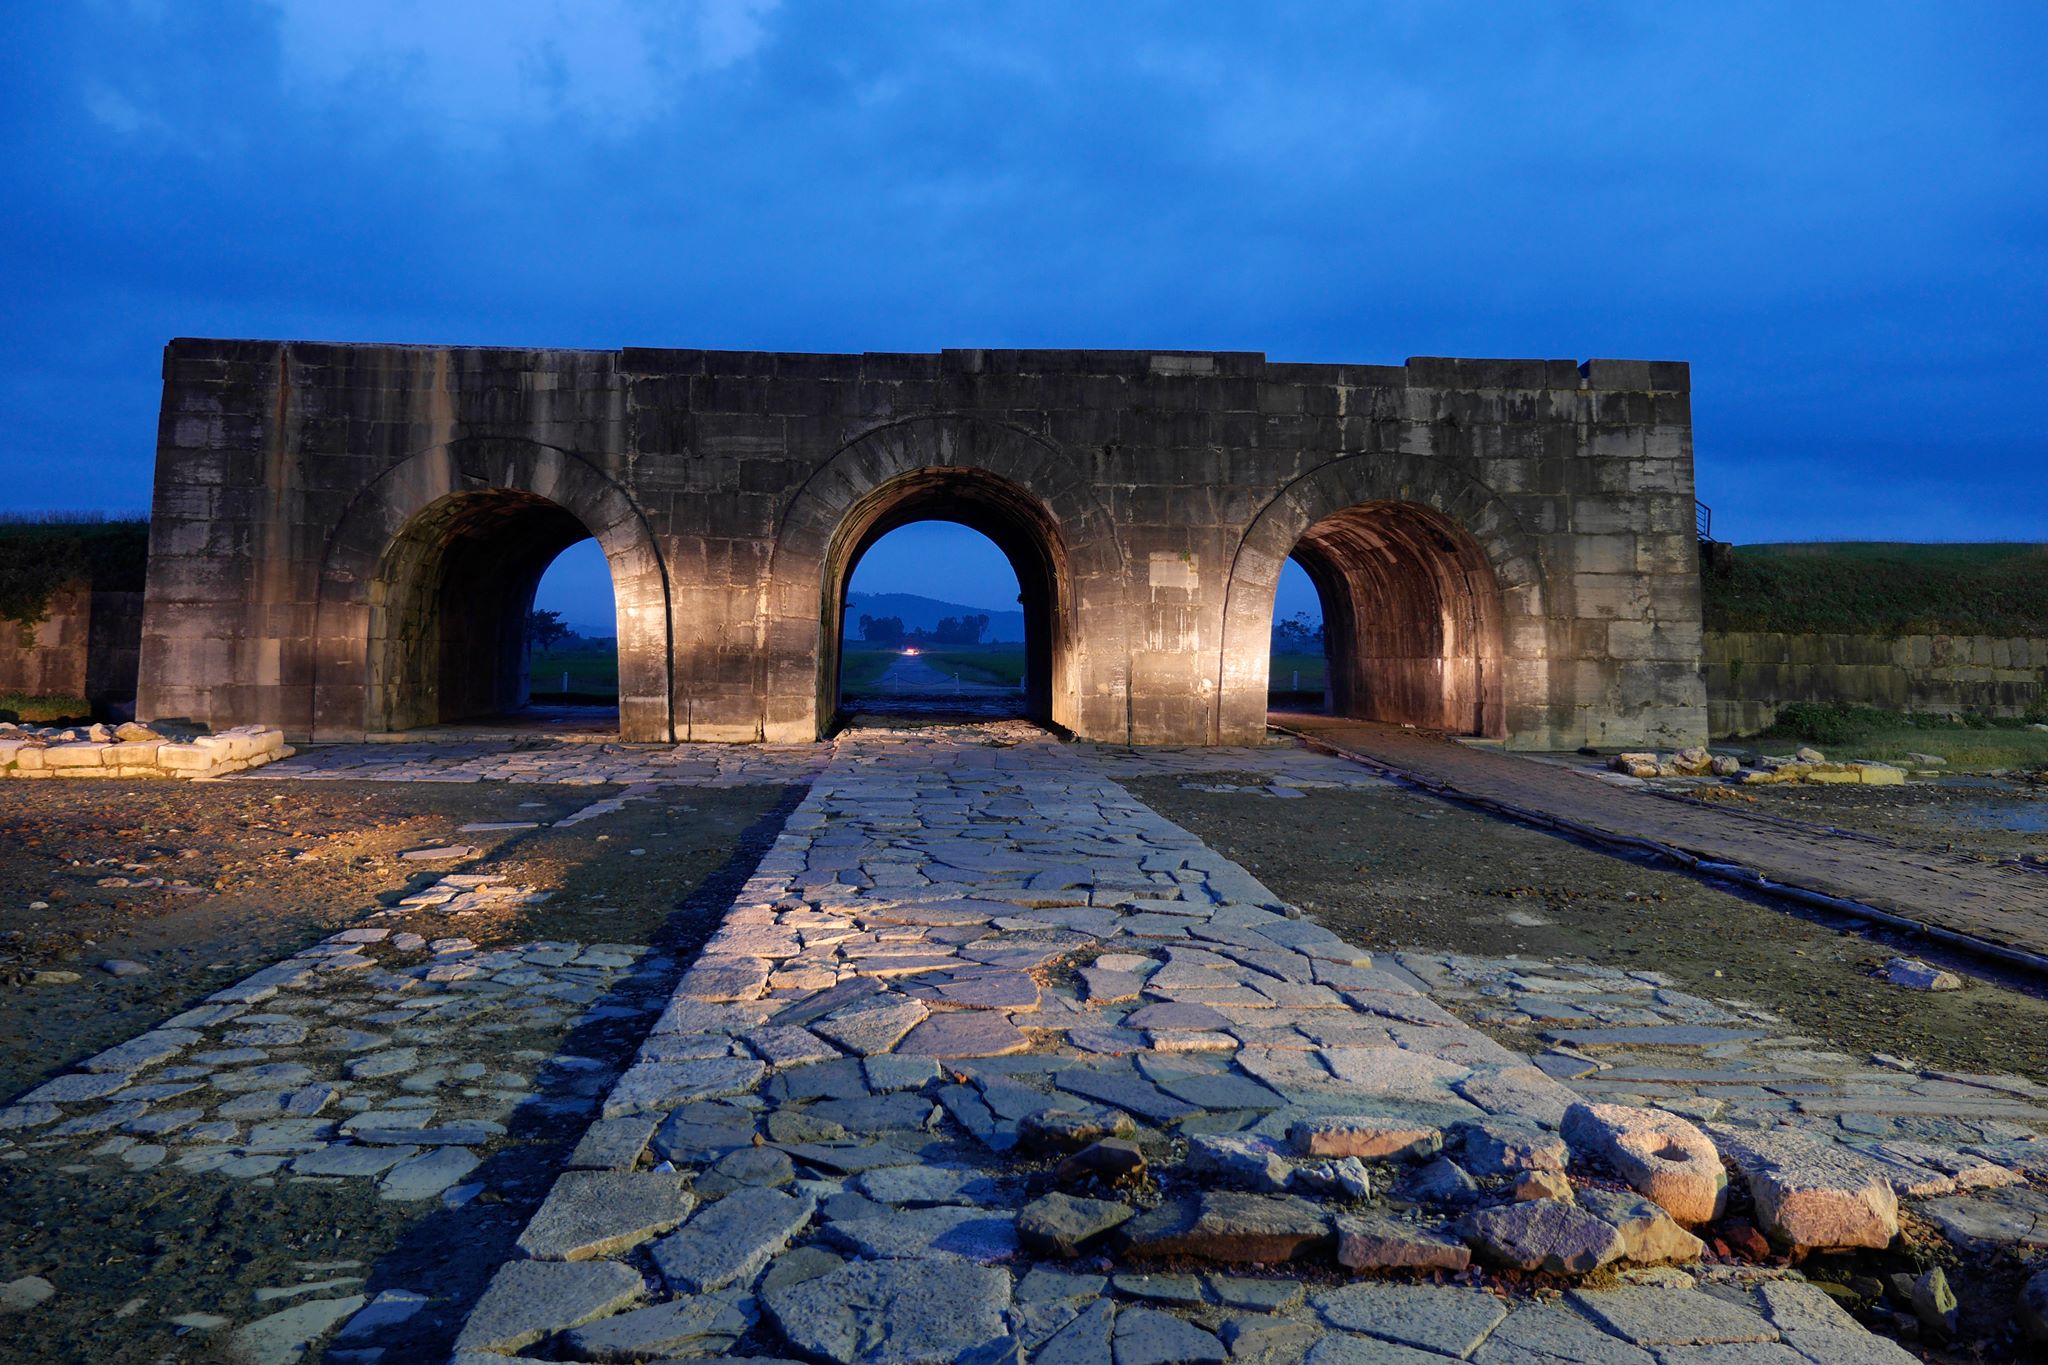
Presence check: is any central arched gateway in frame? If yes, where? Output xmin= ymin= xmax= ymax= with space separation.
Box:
xmin=759 ymin=414 xmax=1128 ymax=742
xmin=819 ymin=469 xmax=1069 ymax=730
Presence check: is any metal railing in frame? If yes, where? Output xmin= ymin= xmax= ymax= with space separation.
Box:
xmin=1695 ymin=499 xmax=1713 ymax=541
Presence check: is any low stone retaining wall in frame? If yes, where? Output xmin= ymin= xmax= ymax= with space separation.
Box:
xmin=0 ymin=584 xmax=143 ymax=707
xmin=1705 ymin=629 xmax=2048 ymax=736
xmin=0 ymin=723 xmax=293 ymax=778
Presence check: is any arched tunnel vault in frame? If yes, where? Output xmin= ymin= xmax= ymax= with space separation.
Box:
xmin=818 ymin=468 xmax=1072 ymax=732
xmin=366 ymin=489 xmax=592 ymax=732
xmin=309 ymin=439 xmax=674 ymax=743
xmin=1289 ymin=501 xmax=1507 ymax=737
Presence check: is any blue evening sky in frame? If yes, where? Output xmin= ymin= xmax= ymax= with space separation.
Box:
xmin=5 ymin=3 xmax=2043 ymax=632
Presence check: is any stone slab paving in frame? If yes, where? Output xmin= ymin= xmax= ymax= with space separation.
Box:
xmin=1275 ymin=713 xmax=2048 ymax=963
xmin=247 ymin=740 xmax=835 ymax=786
xmin=446 ymin=722 xmax=1928 ymax=1364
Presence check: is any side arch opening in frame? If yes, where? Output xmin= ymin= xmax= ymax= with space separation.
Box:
xmin=817 ymin=469 xmax=1072 ymax=734
xmin=367 ymin=489 xmax=614 ymax=732
xmin=1279 ymin=500 xmax=1506 ymax=737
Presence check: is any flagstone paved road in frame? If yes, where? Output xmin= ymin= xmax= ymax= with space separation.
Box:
xmin=1275 ymin=713 xmax=2048 ymax=967
xmin=7 ymin=724 xmax=2043 ymax=1362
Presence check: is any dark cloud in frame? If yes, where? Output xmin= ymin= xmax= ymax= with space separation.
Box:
xmin=3 ymin=2 xmax=2042 ymax=543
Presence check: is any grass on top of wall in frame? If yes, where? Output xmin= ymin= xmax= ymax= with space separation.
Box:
xmin=1703 ymin=542 xmax=2048 ymax=637
xmin=0 ymin=693 xmax=91 ymax=725
xmin=0 ymin=517 xmax=150 ymax=625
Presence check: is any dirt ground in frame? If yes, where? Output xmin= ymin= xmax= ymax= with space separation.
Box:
xmin=1126 ymin=773 xmax=2048 ymax=1085
xmin=0 ymin=776 xmax=796 ymax=1364
xmin=1735 ymin=774 xmax=2048 ymax=860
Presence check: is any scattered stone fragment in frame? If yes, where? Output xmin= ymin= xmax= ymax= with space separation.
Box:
xmin=291 ymin=1144 xmax=416 ymax=1178
xmin=567 ymin=1114 xmax=659 ymax=1171
xmin=1290 ymin=1116 xmax=1441 ymax=1161
xmin=1574 ymin=1189 xmax=1705 ymax=1265
xmin=333 ymin=1289 xmax=428 ymax=1341
xmin=1020 ymin=1107 xmax=1137 ymax=1151
xmin=1291 ymin=1157 xmax=1372 ymax=1200
xmin=0 ymin=1277 xmax=54 ymax=1313
xmin=453 ymin=1259 xmax=646 ymax=1354
xmin=763 ymin=1259 xmax=1013 ymax=1365
xmin=1019 ymin=1193 xmax=1137 ymax=1258
xmin=1458 ymin=1119 xmax=1569 ymax=1174
xmin=1511 ymin=1169 xmax=1574 ymax=1203
xmin=1186 ymin=1134 xmax=1293 ymax=1191
xmin=378 ymin=1146 xmax=480 ymax=1202
xmin=1908 ymin=1265 xmax=1958 ymax=1336
xmin=1056 ymin=1138 xmax=1147 ymax=1189
xmin=1391 ymin=1156 xmax=1478 ymax=1206
xmin=1334 ymin=1215 xmax=1471 ymax=1273
xmin=232 ymin=1295 xmax=366 ymax=1365
xmin=1562 ymin=1102 xmax=1726 ymax=1224
xmin=651 ymin=1187 xmax=816 ymax=1292
xmin=1883 ymin=957 xmax=1962 ymax=991
xmin=1459 ymin=1199 xmax=1625 ymax=1274
xmin=1118 ymin=1192 xmax=1331 ymax=1264
xmin=516 ymin=1171 xmax=693 ymax=1261
xmin=1712 ymin=1125 xmax=1899 ymax=1250
xmin=100 ymin=959 xmax=149 ymax=978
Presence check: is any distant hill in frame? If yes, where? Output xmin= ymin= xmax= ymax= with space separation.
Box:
xmin=844 ymin=591 xmax=1025 ymax=641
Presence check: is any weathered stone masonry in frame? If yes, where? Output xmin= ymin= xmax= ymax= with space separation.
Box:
xmin=136 ymin=342 xmax=1706 ymax=749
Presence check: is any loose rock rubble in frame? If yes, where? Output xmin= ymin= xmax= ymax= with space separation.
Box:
xmin=1604 ymin=744 xmax=1907 ymax=786
xmin=0 ymin=722 xmax=293 ymax=779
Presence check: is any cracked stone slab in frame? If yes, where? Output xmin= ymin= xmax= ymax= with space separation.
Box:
xmin=823 ymin=1204 xmax=1020 ymax=1261
xmin=1565 ymin=1287 xmax=1781 ymax=1347
xmin=452 ymin=1258 xmax=647 ymax=1354
xmin=516 ymin=1170 xmax=694 ymax=1261
xmin=651 ymin=1186 xmax=816 ymax=1292
xmin=895 ymin=1011 xmax=1030 ymax=1059
xmin=603 ymin=1057 xmax=766 ymax=1116
xmin=762 ymin=1259 xmax=1013 ymax=1365
xmin=561 ymin=1288 xmax=753 ymax=1362
xmin=1311 ymin=1282 xmax=1510 ymax=1358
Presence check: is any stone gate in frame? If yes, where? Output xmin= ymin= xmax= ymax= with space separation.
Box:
xmin=136 ymin=342 xmax=1706 ymax=749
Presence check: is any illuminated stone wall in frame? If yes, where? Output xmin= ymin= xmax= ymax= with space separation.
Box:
xmin=137 ymin=343 xmax=1705 ymax=749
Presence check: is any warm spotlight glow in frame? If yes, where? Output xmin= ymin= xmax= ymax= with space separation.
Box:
xmin=901 ymin=647 xmax=919 ymax=656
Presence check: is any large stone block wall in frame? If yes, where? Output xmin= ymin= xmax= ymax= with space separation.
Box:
xmin=1705 ymin=630 xmax=2048 ymax=736
xmin=0 ymin=585 xmax=143 ymax=706
xmin=137 ymin=342 xmax=1707 ymax=749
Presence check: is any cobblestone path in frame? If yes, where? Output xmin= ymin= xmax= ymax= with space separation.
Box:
xmin=1275 ymin=713 xmax=2048 ymax=965
xmin=438 ymin=725 xmax=1931 ymax=1364
xmin=7 ymin=725 xmax=2043 ymax=1361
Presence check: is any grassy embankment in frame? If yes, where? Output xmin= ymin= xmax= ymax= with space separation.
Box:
xmin=1705 ymin=542 xmax=2048 ymax=768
